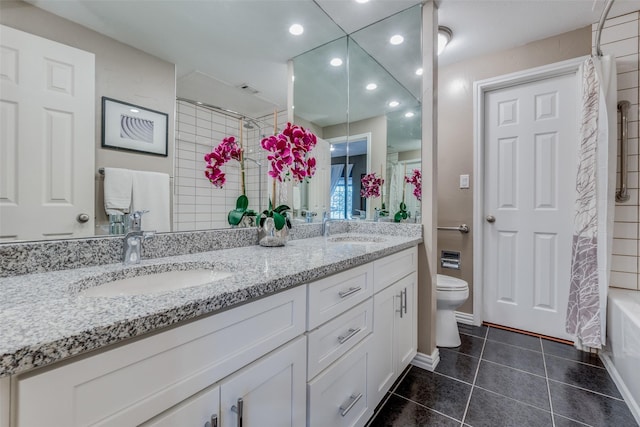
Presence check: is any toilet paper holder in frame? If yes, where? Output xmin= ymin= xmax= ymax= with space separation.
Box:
xmin=441 ymin=250 xmax=461 ymax=270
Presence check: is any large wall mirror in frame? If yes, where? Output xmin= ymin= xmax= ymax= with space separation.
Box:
xmin=293 ymin=4 xmax=422 ymax=221
xmin=0 ymin=0 xmax=421 ymax=243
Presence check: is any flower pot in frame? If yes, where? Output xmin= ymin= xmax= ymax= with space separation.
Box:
xmin=258 ymin=216 xmax=289 ymax=247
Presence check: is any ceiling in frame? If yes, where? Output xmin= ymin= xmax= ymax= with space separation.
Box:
xmin=24 ymin=0 xmax=640 ymax=119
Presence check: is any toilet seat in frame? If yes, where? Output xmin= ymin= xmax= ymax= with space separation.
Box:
xmin=436 ymin=274 xmax=468 ymax=291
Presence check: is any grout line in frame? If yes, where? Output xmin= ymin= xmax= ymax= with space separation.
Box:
xmin=554 ymin=413 xmax=594 ymax=427
xmin=546 ymin=378 xmax=628 ymax=402
xmin=459 ymin=327 xmax=488 ymax=424
xmin=543 ymin=351 xmax=607 ymax=370
xmin=479 ymin=357 xmax=548 ymax=380
xmin=473 ymin=384 xmax=554 ymax=415
xmin=432 ymin=369 xmax=475 ymax=386
xmin=389 ymin=393 xmax=463 ymax=425
xmin=542 ymin=338 xmax=556 ymax=427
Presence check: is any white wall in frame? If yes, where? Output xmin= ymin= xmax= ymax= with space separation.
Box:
xmin=595 ymin=11 xmax=640 ymax=290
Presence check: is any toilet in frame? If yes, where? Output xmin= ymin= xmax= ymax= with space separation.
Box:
xmin=436 ymin=274 xmax=469 ymax=348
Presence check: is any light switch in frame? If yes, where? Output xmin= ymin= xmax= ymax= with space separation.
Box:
xmin=460 ymin=174 xmax=470 ymax=189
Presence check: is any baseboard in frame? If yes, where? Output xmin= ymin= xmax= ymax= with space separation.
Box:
xmin=411 ymin=348 xmax=440 ymax=372
xmin=455 ymin=311 xmax=475 ymax=325
xmin=600 ymin=353 xmax=640 ymax=425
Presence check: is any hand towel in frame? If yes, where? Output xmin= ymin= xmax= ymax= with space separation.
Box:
xmin=131 ymin=171 xmax=171 ymax=232
xmin=103 ymin=167 xmax=133 ymax=215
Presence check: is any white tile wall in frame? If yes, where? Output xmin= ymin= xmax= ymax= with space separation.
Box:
xmin=594 ymin=11 xmax=640 ymax=290
xmin=173 ymin=101 xmax=285 ymax=231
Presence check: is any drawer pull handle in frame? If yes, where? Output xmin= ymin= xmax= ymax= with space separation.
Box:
xmin=339 ymin=393 xmax=363 ymax=417
xmin=338 ymin=286 xmax=362 ymax=298
xmin=403 ymin=287 xmax=408 ymax=314
xmin=338 ymin=327 xmax=361 ymax=344
xmin=205 ymin=414 xmax=218 ymax=427
xmin=231 ymin=398 xmax=243 ymax=427
xmin=397 ymin=290 xmax=404 ymax=318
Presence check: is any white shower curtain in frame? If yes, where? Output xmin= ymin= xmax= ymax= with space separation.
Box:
xmin=566 ymin=55 xmax=617 ymax=350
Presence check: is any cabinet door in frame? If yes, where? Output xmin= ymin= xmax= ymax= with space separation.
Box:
xmin=369 ymin=282 xmax=400 ymax=405
xmin=140 ymin=384 xmax=219 ymax=427
xmin=220 ymin=336 xmax=306 ymax=427
xmin=308 ymin=336 xmax=373 ymax=427
xmin=395 ymin=272 xmax=417 ymax=372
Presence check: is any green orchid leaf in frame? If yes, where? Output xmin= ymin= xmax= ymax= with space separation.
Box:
xmin=235 ymin=195 xmax=249 ymax=210
xmin=394 ymin=212 xmax=403 ymax=222
xmin=228 ymin=209 xmax=244 ymax=226
xmin=245 ymin=209 xmax=257 ymax=216
xmin=400 ymin=202 xmax=407 ymax=211
xmin=273 ymin=211 xmax=286 ymax=230
xmin=274 ymin=204 xmax=290 ymax=214
xmin=268 ymin=199 xmax=273 ymax=211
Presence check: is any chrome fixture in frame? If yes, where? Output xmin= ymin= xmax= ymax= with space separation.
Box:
xmin=617 ymin=101 xmax=631 ymax=202
xmin=301 ymin=210 xmax=317 ymax=223
xmin=321 ymin=212 xmax=341 ymax=237
xmin=595 ymin=0 xmax=615 ymax=57
xmin=231 ymin=398 xmax=243 ymax=427
xmin=437 ymin=224 xmax=470 ymax=233
xmin=123 ymin=210 xmax=155 ymax=265
xmin=438 ymin=26 xmax=453 ymax=55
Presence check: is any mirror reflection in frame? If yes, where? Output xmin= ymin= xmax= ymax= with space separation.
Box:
xmin=293 ymin=4 xmax=422 ymax=221
xmin=0 ymin=0 xmax=421 ymax=243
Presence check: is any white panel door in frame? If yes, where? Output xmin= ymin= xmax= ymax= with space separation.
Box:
xmin=484 ymin=73 xmax=577 ymax=340
xmin=0 ymin=25 xmax=95 ymax=241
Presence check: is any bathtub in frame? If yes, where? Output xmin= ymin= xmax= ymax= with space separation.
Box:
xmin=602 ymin=288 xmax=640 ymax=424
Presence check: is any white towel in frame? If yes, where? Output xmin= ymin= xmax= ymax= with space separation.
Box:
xmin=103 ymin=167 xmax=133 ymax=215
xmin=131 ymin=171 xmax=170 ymax=232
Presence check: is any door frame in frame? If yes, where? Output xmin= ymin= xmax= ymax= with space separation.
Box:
xmin=471 ymin=56 xmax=588 ymax=326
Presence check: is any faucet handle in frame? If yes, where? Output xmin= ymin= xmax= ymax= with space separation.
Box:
xmin=129 ymin=210 xmax=149 ymax=231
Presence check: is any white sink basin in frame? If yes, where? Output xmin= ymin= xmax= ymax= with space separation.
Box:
xmin=80 ymin=269 xmax=233 ymax=297
xmin=326 ymin=235 xmax=386 ymax=244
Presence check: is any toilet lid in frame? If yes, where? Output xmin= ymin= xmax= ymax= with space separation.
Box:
xmin=436 ymin=274 xmax=468 ymax=291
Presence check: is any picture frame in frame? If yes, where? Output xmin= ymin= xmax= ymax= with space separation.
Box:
xmin=101 ymin=97 xmax=168 ymax=157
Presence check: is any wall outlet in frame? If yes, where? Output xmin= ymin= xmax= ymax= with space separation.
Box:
xmin=460 ymin=174 xmax=470 ymax=189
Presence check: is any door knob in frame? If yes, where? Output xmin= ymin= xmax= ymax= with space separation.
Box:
xmin=77 ymin=213 xmax=90 ymax=223
xmin=486 ymin=215 xmax=496 ymax=223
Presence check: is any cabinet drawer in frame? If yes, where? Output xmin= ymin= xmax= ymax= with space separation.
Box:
xmin=140 ymin=384 xmax=219 ymax=427
xmin=308 ymin=336 xmax=373 ymax=427
xmin=307 ymin=263 xmax=374 ymax=330
xmin=15 ymin=286 xmax=306 ymax=427
xmin=373 ymin=247 xmax=417 ymax=293
xmin=307 ymin=299 xmax=373 ymax=379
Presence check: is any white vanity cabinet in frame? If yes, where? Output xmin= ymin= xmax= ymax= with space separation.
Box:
xmin=13 ymin=286 xmax=306 ymax=427
xmin=369 ymin=248 xmax=418 ymax=405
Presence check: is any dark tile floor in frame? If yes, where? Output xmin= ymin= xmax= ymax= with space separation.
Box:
xmin=366 ymin=323 xmax=638 ymax=427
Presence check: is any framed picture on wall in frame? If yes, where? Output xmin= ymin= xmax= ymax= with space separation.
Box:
xmin=101 ymin=97 xmax=168 ymax=156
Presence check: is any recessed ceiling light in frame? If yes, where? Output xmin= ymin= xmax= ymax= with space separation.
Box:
xmin=438 ymin=26 xmax=453 ymax=55
xmin=405 ymin=112 xmax=415 ymax=118
xmin=196 ymin=101 xmax=203 ymax=105
xmin=330 ymin=58 xmax=343 ymax=67
xmin=330 ymin=144 xmax=335 ymax=151
xmin=415 ymin=68 xmax=423 ymax=76
xmin=355 ymin=0 xmax=369 ymax=3
xmin=289 ymin=24 xmax=304 ymax=36
xmin=366 ymin=83 xmax=377 ymax=91
xmin=388 ymin=101 xmax=400 ymax=108
xmin=129 ymin=108 xmax=139 ymax=113
xmin=389 ymin=34 xmax=404 ymax=45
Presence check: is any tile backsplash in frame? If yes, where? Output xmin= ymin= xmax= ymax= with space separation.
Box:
xmin=593 ymin=11 xmax=640 ymax=290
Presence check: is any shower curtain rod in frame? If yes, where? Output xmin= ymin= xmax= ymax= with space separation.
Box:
xmin=595 ymin=0 xmax=615 ymax=57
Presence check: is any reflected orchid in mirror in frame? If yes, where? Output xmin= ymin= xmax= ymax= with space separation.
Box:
xmin=360 ymin=172 xmax=383 ymax=198
xmin=204 ymin=136 xmax=243 ymax=188
xmin=405 ymin=169 xmax=422 ymax=201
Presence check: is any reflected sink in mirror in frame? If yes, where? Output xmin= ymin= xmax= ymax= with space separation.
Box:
xmin=326 ymin=235 xmax=387 ymax=244
xmin=79 ymin=269 xmax=233 ymax=297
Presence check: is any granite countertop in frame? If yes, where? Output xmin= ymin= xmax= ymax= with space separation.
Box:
xmin=0 ymin=230 xmax=422 ymax=377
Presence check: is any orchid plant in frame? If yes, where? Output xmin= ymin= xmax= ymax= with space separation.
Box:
xmin=259 ymin=122 xmax=318 ymax=230
xmin=395 ymin=168 xmax=422 ymax=222
xmin=360 ymin=172 xmax=388 ymax=217
xmin=204 ymin=135 xmax=256 ymax=226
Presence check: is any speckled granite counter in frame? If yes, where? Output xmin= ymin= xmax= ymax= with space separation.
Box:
xmin=0 ymin=228 xmax=421 ymax=377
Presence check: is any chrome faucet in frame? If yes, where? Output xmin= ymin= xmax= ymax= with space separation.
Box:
xmin=302 ymin=210 xmax=317 ymax=223
xmin=322 ymin=212 xmax=340 ymax=237
xmin=123 ymin=210 xmax=155 ymax=265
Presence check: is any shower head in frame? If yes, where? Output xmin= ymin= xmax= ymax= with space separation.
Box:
xmin=243 ymin=118 xmax=259 ymax=129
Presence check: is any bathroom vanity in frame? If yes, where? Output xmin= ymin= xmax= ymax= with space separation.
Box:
xmin=0 ymin=224 xmax=420 ymax=427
